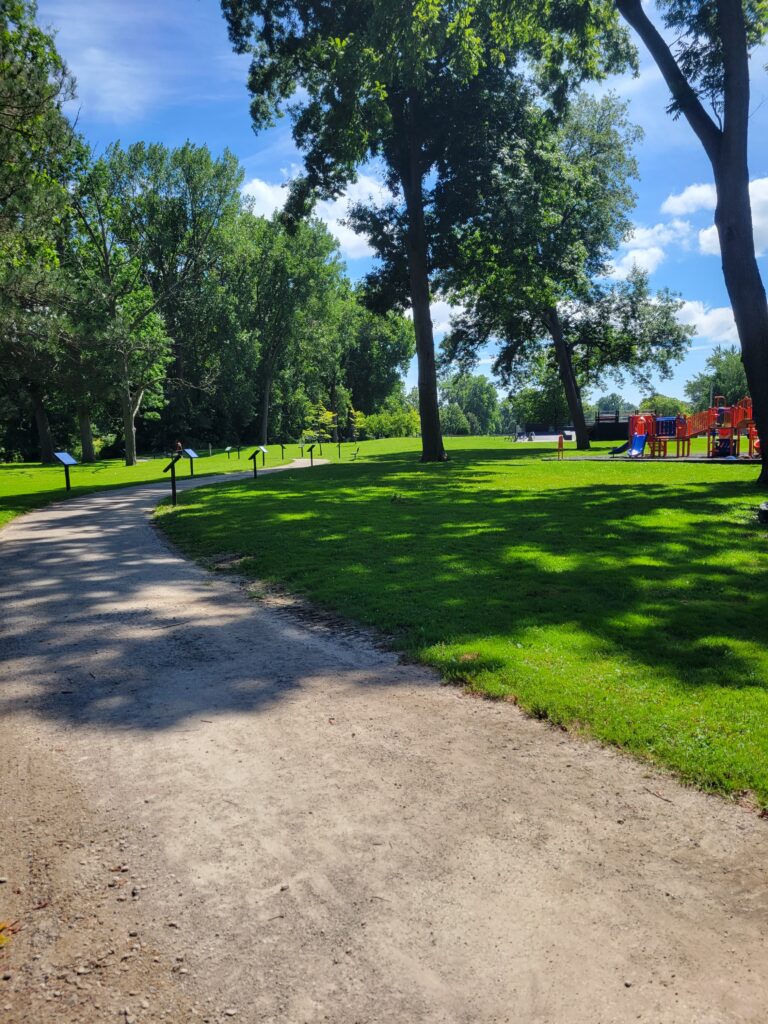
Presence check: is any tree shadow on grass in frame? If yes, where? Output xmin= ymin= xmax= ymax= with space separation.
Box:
xmin=0 ymin=456 xmax=766 ymax=745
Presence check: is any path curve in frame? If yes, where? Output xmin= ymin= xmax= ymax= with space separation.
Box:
xmin=1 ymin=461 xmax=767 ymax=1024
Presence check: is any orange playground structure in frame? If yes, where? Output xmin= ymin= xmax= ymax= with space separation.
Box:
xmin=627 ymin=396 xmax=760 ymax=459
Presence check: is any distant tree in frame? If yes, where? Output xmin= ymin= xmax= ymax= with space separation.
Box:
xmin=221 ymin=0 xmax=632 ymax=460
xmin=439 ymin=374 xmax=500 ymax=434
xmin=613 ymin=0 xmax=768 ymax=482
xmin=638 ymin=393 xmax=689 ymax=416
xmin=595 ymin=392 xmax=630 ymax=414
xmin=225 ymin=212 xmax=346 ymax=444
xmin=684 ymin=345 xmax=749 ymax=411
xmin=360 ymin=388 xmax=420 ymax=439
xmin=441 ymin=402 xmax=471 ymax=436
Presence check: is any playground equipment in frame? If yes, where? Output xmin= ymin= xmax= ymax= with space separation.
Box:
xmin=626 ymin=397 xmax=759 ymax=459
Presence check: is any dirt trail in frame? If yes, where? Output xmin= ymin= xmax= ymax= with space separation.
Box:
xmin=1 ymin=462 xmax=767 ymax=1024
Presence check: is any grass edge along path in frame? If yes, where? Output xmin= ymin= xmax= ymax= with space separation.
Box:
xmin=155 ymin=437 xmax=768 ymax=808
xmin=0 ymin=444 xmax=338 ymax=528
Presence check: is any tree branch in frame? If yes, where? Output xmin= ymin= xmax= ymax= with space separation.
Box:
xmin=615 ymin=0 xmax=722 ymax=164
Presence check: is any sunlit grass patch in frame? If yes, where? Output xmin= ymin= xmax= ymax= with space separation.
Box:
xmin=149 ymin=435 xmax=768 ymax=802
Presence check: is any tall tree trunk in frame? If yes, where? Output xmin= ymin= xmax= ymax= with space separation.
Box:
xmin=400 ymin=132 xmax=446 ymax=462
xmin=616 ymin=0 xmax=768 ymax=484
xmin=78 ymin=407 xmax=96 ymax=463
xmin=258 ymin=372 xmax=272 ymax=446
xmin=28 ymin=386 xmax=55 ymax=464
xmin=543 ymin=308 xmax=591 ymax=450
xmin=120 ymin=389 xmax=138 ymax=466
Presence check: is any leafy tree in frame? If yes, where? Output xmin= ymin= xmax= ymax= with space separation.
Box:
xmin=638 ymin=392 xmax=689 ymax=415
xmin=439 ymin=93 xmax=671 ymax=450
xmin=224 ymin=212 xmax=346 ymax=444
xmin=506 ymin=382 xmax=571 ymax=431
xmin=0 ymin=0 xmax=80 ymax=462
xmin=66 ymin=143 xmax=242 ymax=464
xmin=595 ymin=391 xmax=630 ymax=414
xmin=439 ymin=373 xmax=500 ymax=434
xmin=684 ymin=344 xmax=749 ymax=411
xmin=360 ymin=388 xmax=421 ymax=439
xmin=441 ymin=402 xmax=471 ymax=436
xmin=341 ymin=301 xmax=415 ymax=415
xmin=220 ymin=0 xmax=632 ymax=461
xmin=613 ymin=0 xmax=768 ymax=482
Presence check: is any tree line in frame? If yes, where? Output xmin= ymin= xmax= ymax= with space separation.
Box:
xmin=1 ymin=3 xmax=415 ymax=465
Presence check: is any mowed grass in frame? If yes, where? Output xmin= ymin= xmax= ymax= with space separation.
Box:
xmin=0 ymin=443 xmax=324 ymax=527
xmin=156 ymin=436 xmax=768 ymax=804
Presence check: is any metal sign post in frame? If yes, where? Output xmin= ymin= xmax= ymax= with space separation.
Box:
xmin=225 ymin=446 xmax=233 ymax=460
xmin=279 ymin=443 xmax=286 ymax=459
xmin=306 ymin=443 xmax=316 ymax=467
xmin=54 ymin=451 xmax=77 ymax=491
xmin=258 ymin=445 xmax=268 ymax=466
xmin=163 ymin=454 xmax=182 ymax=506
xmin=183 ymin=448 xmax=199 ymax=477
xmin=248 ymin=450 xmax=259 ymax=479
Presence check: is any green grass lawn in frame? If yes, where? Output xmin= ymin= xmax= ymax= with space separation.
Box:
xmin=156 ymin=435 xmax=768 ymax=804
xmin=0 ymin=443 xmax=323 ymax=527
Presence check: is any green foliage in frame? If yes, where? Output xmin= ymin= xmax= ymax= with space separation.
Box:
xmin=638 ymin=392 xmax=689 ymax=415
xmin=439 ymin=373 xmax=499 ymax=434
xmin=507 ymin=383 xmax=571 ymax=430
xmin=684 ymin=345 xmax=749 ymax=411
xmin=655 ymin=0 xmax=768 ymax=120
xmin=440 ymin=402 xmax=471 ymax=435
xmin=595 ymin=391 xmax=631 ymax=414
xmin=304 ymin=401 xmax=336 ymax=442
xmin=358 ymin=391 xmax=421 ymax=439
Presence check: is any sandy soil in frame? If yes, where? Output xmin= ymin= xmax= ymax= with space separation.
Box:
xmin=1 ymin=462 xmax=767 ymax=1024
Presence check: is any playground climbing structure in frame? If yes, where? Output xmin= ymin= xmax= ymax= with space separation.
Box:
xmin=627 ymin=397 xmax=759 ymax=459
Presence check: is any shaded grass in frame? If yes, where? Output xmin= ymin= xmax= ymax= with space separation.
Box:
xmin=156 ymin=436 xmax=768 ymax=804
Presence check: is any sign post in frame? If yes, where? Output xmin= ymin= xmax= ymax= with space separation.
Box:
xmin=54 ymin=451 xmax=77 ymax=491
xmin=225 ymin=446 xmax=233 ymax=460
xmin=248 ymin=450 xmax=259 ymax=479
xmin=306 ymin=443 xmax=316 ymax=467
xmin=163 ymin=454 xmax=182 ymax=506
xmin=279 ymin=443 xmax=286 ymax=460
xmin=183 ymin=448 xmax=199 ymax=477
xmin=258 ymin=445 xmax=268 ymax=467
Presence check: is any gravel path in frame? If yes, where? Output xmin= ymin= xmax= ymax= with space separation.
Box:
xmin=1 ymin=462 xmax=767 ymax=1024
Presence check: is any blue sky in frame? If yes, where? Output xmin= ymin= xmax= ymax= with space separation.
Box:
xmin=39 ymin=0 xmax=768 ymax=405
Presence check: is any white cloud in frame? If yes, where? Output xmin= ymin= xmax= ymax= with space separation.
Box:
xmin=663 ymin=178 xmax=768 ymax=257
xmin=627 ymin=219 xmax=691 ymax=249
xmin=241 ymin=178 xmax=287 ymax=215
xmin=698 ymin=224 xmax=720 ymax=256
xmin=428 ymin=299 xmax=460 ymax=337
xmin=607 ymin=219 xmax=691 ymax=279
xmin=241 ymin=172 xmax=389 ymax=260
xmin=677 ymin=300 xmax=738 ymax=344
xmin=608 ymin=245 xmax=666 ymax=279
xmin=661 ymin=183 xmax=717 ymax=216
xmin=404 ymin=298 xmax=462 ymax=339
